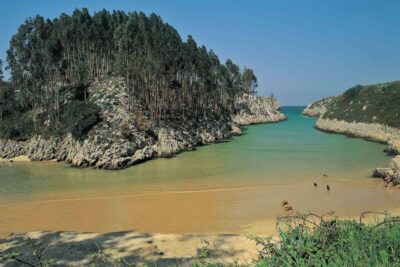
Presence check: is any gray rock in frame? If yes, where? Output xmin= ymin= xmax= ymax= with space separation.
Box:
xmin=303 ymin=97 xmax=336 ymax=117
xmin=373 ymin=168 xmax=393 ymax=178
xmin=0 ymin=78 xmax=286 ymax=170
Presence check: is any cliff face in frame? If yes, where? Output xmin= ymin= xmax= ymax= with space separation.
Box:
xmin=232 ymin=94 xmax=287 ymax=125
xmin=312 ymin=81 xmax=400 ymax=183
xmin=303 ymin=97 xmax=336 ymax=117
xmin=316 ymin=119 xmax=400 ymax=154
xmin=313 ymin=81 xmax=400 ymax=155
xmin=0 ymin=78 xmax=285 ymax=169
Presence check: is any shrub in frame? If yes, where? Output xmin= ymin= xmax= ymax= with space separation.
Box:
xmin=0 ymin=113 xmax=36 ymax=141
xmin=323 ymin=81 xmax=400 ymax=128
xmin=254 ymin=212 xmax=400 ymax=266
xmin=60 ymin=100 xmax=101 ymax=140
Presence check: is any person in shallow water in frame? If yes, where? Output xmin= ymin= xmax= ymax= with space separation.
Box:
xmin=384 ymin=173 xmax=392 ymax=188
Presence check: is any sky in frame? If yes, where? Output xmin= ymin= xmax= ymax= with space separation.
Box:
xmin=1 ymin=0 xmax=400 ymax=105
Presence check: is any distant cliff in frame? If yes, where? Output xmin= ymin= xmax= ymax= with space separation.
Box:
xmin=303 ymin=97 xmax=336 ymax=117
xmin=314 ymin=81 xmax=400 ymax=154
xmin=0 ymin=78 xmax=285 ymax=169
xmin=309 ymin=81 xmax=400 ymax=185
xmin=232 ymin=94 xmax=287 ymax=125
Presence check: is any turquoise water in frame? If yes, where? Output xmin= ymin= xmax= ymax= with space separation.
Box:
xmin=0 ymin=106 xmax=391 ymax=199
xmin=0 ymin=106 xmax=397 ymax=235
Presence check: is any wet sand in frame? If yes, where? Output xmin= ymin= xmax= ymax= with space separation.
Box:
xmin=1 ymin=178 xmax=399 ymax=266
xmin=1 ymin=177 xmax=399 ymax=238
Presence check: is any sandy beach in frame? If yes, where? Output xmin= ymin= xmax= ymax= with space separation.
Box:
xmin=0 ymin=231 xmax=260 ymax=266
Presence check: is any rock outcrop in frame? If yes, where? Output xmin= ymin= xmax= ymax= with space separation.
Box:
xmin=232 ymin=94 xmax=287 ymax=125
xmin=306 ymin=82 xmax=400 ymax=186
xmin=316 ymin=119 xmax=400 ymax=155
xmin=0 ymin=78 xmax=285 ymax=169
xmin=373 ymin=156 xmax=400 ymax=186
xmin=303 ymin=97 xmax=335 ymax=117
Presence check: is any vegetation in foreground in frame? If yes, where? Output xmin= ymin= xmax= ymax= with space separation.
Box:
xmin=253 ymin=212 xmax=400 ymax=267
xmin=2 ymin=213 xmax=399 ymax=266
xmin=322 ymin=81 xmax=400 ymax=128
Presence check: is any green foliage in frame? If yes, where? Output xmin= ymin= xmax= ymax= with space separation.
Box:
xmin=60 ymin=101 xmax=101 ymax=139
xmin=0 ymin=112 xmax=35 ymax=141
xmin=323 ymin=81 xmax=400 ymax=128
xmin=0 ymin=81 xmax=13 ymax=120
xmin=197 ymin=239 xmax=211 ymax=259
xmin=242 ymin=67 xmax=258 ymax=94
xmin=0 ymin=59 xmax=3 ymax=81
xmin=5 ymin=9 xmax=256 ymax=127
xmin=342 ymin=85 xmax=363 ymax=99
xmin=1 ymin=8 xmax=258 ymax=139
xmin=255 ymin=213 xmax=400 ymax=267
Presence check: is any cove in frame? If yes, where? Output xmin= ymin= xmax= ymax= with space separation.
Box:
xmin=0 ymin=106 xmax=398 ymax=236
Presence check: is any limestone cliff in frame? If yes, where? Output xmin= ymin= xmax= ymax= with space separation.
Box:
xmin=0 ymin=78 xmax=285 ymax=169
xmin=312 ymin=81 xmax=400 ymax=183
xmin=314 ymin=81 xmax=400 ymax=155
xmin=373 ymin=156 xmax=400 ymax=186
xmin=303 ymin=97 xmax=336 ymax=117
xmin=316 ymin=119 xmax=400 ymax=154
xmin=232 ymin=94 xmax=287 ymax=125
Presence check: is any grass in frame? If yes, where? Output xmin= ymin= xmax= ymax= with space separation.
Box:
xmin=322 ymin=81 xmax=400 ymax=128
xmin=254 ymin=212 xmax=400 ymax=267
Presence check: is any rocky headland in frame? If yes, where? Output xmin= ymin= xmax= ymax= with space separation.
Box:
xmin=232 ymin=93 xmax=287 ymax=125
xmin=0 ymin=78 xmax=285 ymax=170
xmin=316 ymin=119 xmax=400 ymax=154
xmin=373 ymin=155 xmax=400 ymax=186
xmin=302 ymin=96 xmax=336 ymax=117
xmin=305 ymin=81 xmax=400 ymax=184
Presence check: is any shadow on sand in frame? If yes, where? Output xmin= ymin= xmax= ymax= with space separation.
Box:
xmin=0 ymin=231 xmax=257 ymax=266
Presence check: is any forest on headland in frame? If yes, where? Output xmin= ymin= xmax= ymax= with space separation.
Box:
xmin=0 ymin=8 xmax=258 ymax=141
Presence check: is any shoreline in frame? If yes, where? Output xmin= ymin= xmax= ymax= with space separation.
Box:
xmin=0 ymin=84 xmax=287 ymax=170
xmin=315 ymin=118 xmax=400 ymax=186
xmin=0 ymin=116 xmax=287 ymax=170
xmin=316 ymin=118 xmax=400 ymax=154
xmin=0 ymin=155 xmax=31 ymax=163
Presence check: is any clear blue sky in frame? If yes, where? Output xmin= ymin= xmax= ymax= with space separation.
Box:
xmin=1 ymin=0 xmax=400 ymax=105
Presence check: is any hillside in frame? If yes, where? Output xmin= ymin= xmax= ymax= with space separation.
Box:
xmin=314 ymin=81 xmax=400 ymax=154
xmin=321 ymin=81 xmax=400 ymax=127
xmin=311 ymin=81 xmax=400 ymax=185
xmin=0 ymin=9 xmax=285 ymax=169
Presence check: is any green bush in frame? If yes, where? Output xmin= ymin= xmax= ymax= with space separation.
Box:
xmin=0 ymin=113 xmax=36 ymax=141
xmin=255 ymin=213 xmax=400 ymax=267
xmin=323 ymin=81 xmax=400 ymax=128
xmin=60 ymin=100 xmax=101 ymax=140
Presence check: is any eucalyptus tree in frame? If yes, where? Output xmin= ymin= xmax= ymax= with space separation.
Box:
xmin=0 ymin=59 xmax=3 ymax=81
xmin=242 ymin=68 xmax=258 ymax=94
xmin=3 ymin=8 xmax=258 ymax=138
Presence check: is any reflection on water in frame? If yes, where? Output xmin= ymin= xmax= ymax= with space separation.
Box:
xmin=0 ymin=107 xmax=398 ymax=236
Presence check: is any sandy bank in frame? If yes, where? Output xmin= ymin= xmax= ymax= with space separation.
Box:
xmin=0 ymin=155 xmax=31 ymax=163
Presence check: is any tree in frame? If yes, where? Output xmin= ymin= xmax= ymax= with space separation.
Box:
xmin=242 ymin=67 xmax=258 ymax=94
xmin=2 ymin=8 xmax=259 ymax=139
xmin=0 ymin=59 xmax=3 ymax=81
